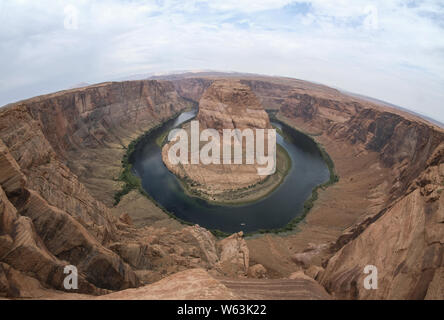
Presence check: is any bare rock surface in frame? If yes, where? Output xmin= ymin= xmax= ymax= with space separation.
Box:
xmin=109 ymin=224 xmax=250 ymax=283
xmin=197 ymin=80 xmax=271 ymax=131
xmin=248 ymin=264 xmax=267 ymax=279
xmin=98 ymin=269 xmax=240 ymax=300
xmin=216 ymin=232 xmax=250 ymax=277
xmin=319 ymin=144 xmax=444 ymax=299
xmin=162 ymin=80 xmax=274 ymax=201
xmin=219 ymin=276 xmax=332 ymax=300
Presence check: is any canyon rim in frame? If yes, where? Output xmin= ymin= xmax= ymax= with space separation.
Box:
xmin=0 ymin=72 xmax=442 ymax=301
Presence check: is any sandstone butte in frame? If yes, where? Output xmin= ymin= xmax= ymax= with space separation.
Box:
xmin=0 ymin=73 xmax=442 ymax=300
xmin=161 ymin=80 xmax=275 ymax=201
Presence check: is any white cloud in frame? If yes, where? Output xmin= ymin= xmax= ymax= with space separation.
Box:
xmin=0 ymin=0 xmax=443 ymax=123
xmin=204 ymin=0 xmax=295 ymax=12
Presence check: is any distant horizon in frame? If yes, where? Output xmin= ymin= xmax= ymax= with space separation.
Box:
xmin=2 ymin=69 xmax=443 ymax=128
xmin=1 ymin=1 xmax=443 ymax=124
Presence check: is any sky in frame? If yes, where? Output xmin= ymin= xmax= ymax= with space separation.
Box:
xmin=0 ymin=0 xmax=443 ymax=123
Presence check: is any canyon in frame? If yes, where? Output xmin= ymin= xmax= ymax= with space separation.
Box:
xmin=0 ymin=73 xmax=443 ymax=299
xmin=161 ymin=80 xmax=280 ymax=203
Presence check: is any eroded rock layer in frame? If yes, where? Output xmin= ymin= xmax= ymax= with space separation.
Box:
xmin=0 ymin=73 xmax=443 ymax=299
xmin=251 ymin=80 xmax=444 ymax=299
xmin=0 ymin=80 xmax=191 ymax=296
xmin=197 ymin=80 xmax=271 ymax=131
xmin=162 ymin=80 xmax=274 ymax=200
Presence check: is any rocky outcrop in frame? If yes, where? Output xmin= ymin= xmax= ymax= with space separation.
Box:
xmin=0 ymin=262 xmax=57 ymax=299
xmin=99 ymin=267 xmax=332 ymax=300
xmin=0 ymin=104 xmax=117 ymax=243
xmin=98 ymin=268 xmax=240 ymax=300
xmin=162 ymin=80 xmax=274 ymax=201
xmin=109 ymin=224 xmax=250 ymax=282
xmin=319 ymin=143 xmax=444 ymax=300
xmin=15 ymin=188 xmax=139 ymax=291
xmin=216 ymin=232 xmax=249 ymax=277
xmin=20 ymin=80 xmax=187 ymax=157
xmin=0 ymin=184 xmax=104 ymax=297
xmin=340 ymin=110 xmax=444 ymax=200
xmin=248 ymin=264 xmax=267 ymax=279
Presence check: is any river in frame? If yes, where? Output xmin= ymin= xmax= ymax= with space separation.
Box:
xmin=131 ymin=110 xmax=329 ymax=234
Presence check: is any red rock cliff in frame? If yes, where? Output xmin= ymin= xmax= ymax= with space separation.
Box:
xmin=0 ymin=80 xmax=190 ymax=296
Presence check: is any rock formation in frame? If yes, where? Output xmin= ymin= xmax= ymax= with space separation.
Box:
xmin=215 ymin=231 xmax=250 ymax=277
xmin=248 ymin=264 xmax=267 ymax=279
xmin=162 ymin=80 xmax=276 ymax=202
xmin=98 ymin=267 xmax=331 ymax=300
xmin=0 ymin=80 xmax=190 ymax=296
xmin=0 ymin=73 xmax=443 ymax=299
xmin=97 ymin=268 xmax=241 ymax=300
xmin=109 ymin=225 xmax=250 ymax=283
xmin=318 ymin=142 xmax=444 ymax=299
xmin=244 ymin=78 xmax=444 ymax=299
